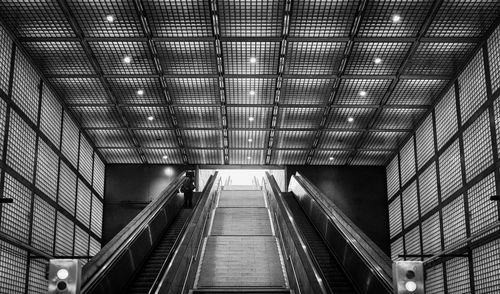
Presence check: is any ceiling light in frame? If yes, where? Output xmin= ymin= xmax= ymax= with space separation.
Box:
xmin=147 ymin=116 xmax=154 ymax=121
xmin=249 ymin=90 xmax=255 ymax=95
xmin=374 ymin=57 xmax=382 ymax=64
xmin=347 ymin=117 xmax=354 ymax=123
xmin=162 ymin=155 xmax=168 ymax=160
xmin=247 ymin=156 xmax=252 ymax=160
xmin=249 ymin=57 xmax=257 ymax=63
xmin=329 ymin=157 xmax=334 ymax=161
xmin=392 ymin=14 xmax=401 ymax=23
xmin=359 ymin=90 xmax=367 ymax=97
xmin=123 ymin=56 xmax=132 ymax=63
xmin=248 ymin=138 xmax=253 ymax=142
xmin=106 ymin=15 xmax=115 ymax=23
xmin=137 ymin=89 xmax=144 ymax=95
xmin=248 ymin=116 xmax=255 ymax=121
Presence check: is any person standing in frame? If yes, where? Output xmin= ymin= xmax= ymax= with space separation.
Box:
xmin=181 ymin=172 xmax=196 ymax=208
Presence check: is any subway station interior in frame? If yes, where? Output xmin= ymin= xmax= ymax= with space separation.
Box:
xmin=0 ymin=0 xmax=500 ymax=293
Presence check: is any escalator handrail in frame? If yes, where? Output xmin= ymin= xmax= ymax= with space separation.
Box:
xmin=82 ymin=172 xmax=188 ymax=291
xmin=292 ymin=173 xmax=393 ymax=289
xmin=263 ymin=172 xmax=330 ymax=294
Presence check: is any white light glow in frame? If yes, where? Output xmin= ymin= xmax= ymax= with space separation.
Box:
xmin=106 ymin=15 xmax=115 ymax=23
xmin=123 ymin=56 xmax=132 ymax=63
xmin=248 ymin=116 xmax=255 ymax=121
xmin=137 ymin=89 xmax=144 ymax=95
xmin=249 ymin=57 xmax=257 ymax=63
xmin=247 ymin=156 xmax=252 ymax=160
xmin=147 ymin=116 xmax=154 ymax=121
xmin=405 ymin=281 xmax=417 ymax=292
xmin=162 ymin=155 xmax=168 ymax=159
xmin=359 ymin=90 xmax=367 ymax=97
xmin=57 ymin=269 xmax=69 ymax=280
xmin=249 ymin=90 xmax=255 ymax=95
xmin=347 ymin=117 xmax=354 ymax=123
xmin=248 ymin=138 xmax=253 ymax=142
xmin=374 ymin=57 xmax=382 ymax=64
xmin=329 ymin=157 xmax=334 ymax=161
xmin=164 ymin=167 xmax=175 ymax=176
xmin=392 ymin=14 xmax=401 ymax=23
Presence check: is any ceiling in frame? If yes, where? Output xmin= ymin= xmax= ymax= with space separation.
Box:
xmin=1 ymin=0 xmax=499 ymax=166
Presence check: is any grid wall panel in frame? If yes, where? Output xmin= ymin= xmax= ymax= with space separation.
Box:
xmin=386 ymin=157 xmax=399 ymax=199
xmin=108 ymin=78 xmax=164 ymax=105
xmin=61 ymin=112 xmax=80 ymax=168
xmin=362 ymin=131 xmax=408 ymax=150
xmin=435 ymin=87 xmax=458 ymax=149
xmin=495 ymin=97 xmax=500 ymax=147
xmin=74 ymin=226 xmax=89 ymax=258
xmin=467 ymin=173 xmax=498 ymax=237
xmin=373 ymin=108 xmax=427 ymax=129
xmin=488 ymin=25 xmax=500 ymax=93
xmin=35 ymin=140 xmax=59 ymax=201
xmin=93 ymin=156 xmax=105 ymax=198
xmin=175 ymin=106 xmax=221 ymax=129
xmin=442 ymin=195 xmax=467 ymax=249
xmin=55 ymin=212 xmax=74 ymax=256
xmin=472 ymin=239 xmax=500 ymax=293
xmin=318 ymin=131 xmax=362 ymax=149
xmin=143 ymin=149 xmax=183 ymax=164
xmin=399 ymin=138 xmax=416 ymax=185
xmin=167 ymin=78 xmax=219 ymax=105
xmin=49 ymin=78 xmax=109 ymax=105
xmin=425 ymin=264 xmax=445 ymax=294
xmin=157 ymin=42 xmax=216 ymax=75
xmin=285 ymin=42 xmax=345 ymax=75
xmin=0 ymin=26 xmax=12 ymax=94
xmin=345 ymin=42 xmax=412 ymax=75
xmin=404 ymin=226 xmax=421 ymax=261
xmin=79 ymin=136 xmax=94 ymax=184
xmin=281 ymin=79 xmax=333 ymax=105
xmin=270 ymin=150 xmax=309 ymax=165
xmin=310 ymin=150 xmax=350 ymax=165
xmin=181 ymin=130 xmax=222 ymax=148
xmin=390 ymin=237 xmax=404 ymax=261
xmin=223 ymin=42 xmax=280 ymax=74
xmin=0 ymin=100 xmax=6 ymax=159
xmin=89 ymin=237 xmax=101 ymax=256
xmin=418 ymin=162 xmax=438 ymax=216
xmin=463 ymin=111 xmax=493 ymax=182
xmin=415 ymin=115 xmax=434 ymax=169
xmin=91 ymin=194 xmax=103 ymax=238
xmin=0 ymin=241 xmax=27 ymax=294
xmin=336 ymin=79 xmax=392 ymax=105
xmin=421 ymin=213 xmax=442 ymax=258
xmin=227 ymin=107 xmax=272 ymax=129
xmin=274 ymin=131 xmax=316 ymax=149
xmin=350 ymin=151 xmax=392 ymax=166
xmin=326 ymin=108 xmax=376 ymax=129
xmin=445 ymin=257 xmax=471 ymax=293
xmin=389 ymin=196 xmax=402 ymax=238
xmin=121 ymin=106 xmax=173 ymax=128
xmin=0 ymin=174 xmax=32 ymax=243
xmin=87 ymin=129 xmax=134 ymax=148
xmin=76 ymin=180 xmax=92 ymax=228
xmin=438 ymin=140 xmax=462 ymax=201
xmin=89 ymin=41 xmax=155 ymax=75
xmin=28 ymin=259 xmax=48 ymax=294
xmin=226 ymin=78 xmax=275 ymax=105
xmin=58 ymin=161 xmax=77 ymax=215
xmin=69 ymin=106 xmax=123 ymax=128
xmin=40 ymin=85 xmax=62 ymax=147
xmin=219 ymin=0 xmax=283 ymax=37
xmin=99 ymin=148 xmax=142 ymax=164
xmin=31 ymin=195 xmax=55 ymax=253
xmin=133 ymin=129 xmax=178 ymax=148
xmin=12 ymin=48 xmax=40 ymax=123
xmin=143 ymin=0 xmax=212 ymax=37
xmin=388 ymin=79 xmax=449 ymax=106
xmin=402 ymin=182 xmax=419 ymax=228
xmin=229 ymin=130 xmax=268 ymax=149
xmin=229 ymin=149 xmax=265 ymax=165
xmin=186 ymin=149 xmax=223 ymax=165
xmin=458 ymin=50 xmax=487 ymax=124
xmin=6 ymin=111 xmax=36 ymax=182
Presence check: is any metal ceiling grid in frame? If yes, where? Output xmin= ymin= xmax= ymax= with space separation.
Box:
xmin=374 ymin=108 xmax=428 ymax=129
xmin=276 ymin=107 xmax=323 ymax=129
xmin=186 ymin=149 xmax=223 ymax=165
xmin=345 ymin=42 xmax=413 ymax=75
xmin=281 ymin=78 xmax=334 ymax=105
xmin=271 ymin=149 xmax=309 ymax=165
xmin=285 ymin=42 xmax=346 ymax=75
xmin=229 ymin=130 xmax=269 ymax=148
xmin=326 ymin=107 xmax=376 ymax=129
xmin=107 ymin=77 xmax=164 ymax=104
xmin=361 ymin=131 xmax=409 ymax=150
xmin=310 ymin=150 xmax=351 ymax=165
xmin=335 ymin=79 xmax=392 ymax=105
xmin=180 ymin=130 xmax=223 ymax=148
xmin=143 ymin=148 xmax=183 ymax=164
xmin=156 ymin=41 xmax=217 ymax=75
xmin=350 ymin=150 xmax=393 ymax=165
xmin=229 ymin=149 xmax=265 ymax=165
xmin=166 ymin=78 xmax=219 ymax=105
xmin=223 ymin=42 xmax=280 ymax=74
xmin=274 ymin=130 xmax=316 ymax=149
xmin=69 ymin=106 xmax=123 ymax=128
xmin=227 ymin=106 xmax=272 ymax=129
xmin=89 ymin=41 xmax=156 ymax=75
xmin=133 ymin=129 xmax=178 ymax=148
xmin=174 ymin=106 xmax=221 ymax=129
xmin=48 ymin=78 xmax=109 ymax=104
xmin=317 ymin=131 xmax=363 ymax=150
xmin=86 ymin=129 xmax=134 ymax=148
xmin=226 ymin=78 xmax=275 ymax=105
xmin=99 ymin=148 xmax=142 ymax=164
xmin=387 ymin=79 xmax=449 ymax=105
xmin=218 ymin=0 xmax=284 ymax=37
xmin=120 ymin=106 xmax=172 ymax=128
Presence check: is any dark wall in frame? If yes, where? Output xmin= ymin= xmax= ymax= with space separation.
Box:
xmin=286 ymin=166 xmax=390 ymax=255
xmin=103 ymin=164 xmax=193 ymax=244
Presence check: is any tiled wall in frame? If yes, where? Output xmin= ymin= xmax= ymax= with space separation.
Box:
xmin=0 ymin=25 xmax=104 ymax=293
xmin=387 ymin=25 xmax=500 ymax=293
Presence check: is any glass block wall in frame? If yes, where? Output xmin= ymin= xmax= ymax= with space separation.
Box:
xmin=387 ymin=24 xmax=500 ymax=293
xmin=0 ymin=25 xmax=105 ymax=292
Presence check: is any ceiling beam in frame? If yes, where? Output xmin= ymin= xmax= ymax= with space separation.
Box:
xmin=83 ymin=126 xmax=413 ymax=132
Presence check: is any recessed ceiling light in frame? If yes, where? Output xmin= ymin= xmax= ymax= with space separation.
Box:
xmin=249 ymin=90 xmax=255 ymax=95
xmin=359 ymin=90 xmax=367 ymax=97
xmin=137 ymin=89 xmax=144 ymax=95
xmin=162 ymin=155 xmax=168 ymax=159
xmin=147 ymin=116 xmax=154 ymax=121
xmin=392 ymin=14 xmax=401 ymax=23
xmin=247 ymin=156 xmax=252 ymax=160
xmin=106 ymin=15 xmax=115 ymax=23
xmin=374 ymin=57 xmax=382 ymax=64
xmin=249 ymin=57 xmax=257 ymax=63
xmin=248 ymin=138 xmax=253 ymax=142
xmin=347 ymin=117 xmax=354 ymax=123
xmin=123 ymin=56 xmax=132 ymax=63
xmin=248 ymin=116 xmax=255 ymax=121
xmin=329 ymin=157 xmax=334 ymax=161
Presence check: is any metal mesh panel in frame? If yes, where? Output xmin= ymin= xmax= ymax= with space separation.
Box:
xmin=79 ymin=136 xmax=94 ymax=184
xmin=402 ymin=181 xmax=419 ymax=228
xmin=374 ymin=108 xmax=427 ymax=129
xmin=336 ymin=79 xmax=392 ymax=105
xmin=89 ymin=237 xmax=101 ymax=256
xmin=404 ymin=226 xmax=421 ymax=261
xmin=31 ymin=195 xmax=55 ymax=253
xmin=0 ymin=99 xmax=7 ymax=160
xmin=226 ymin=78 xmax=275 ymax=105
xmin=87 ymin=129 xmax=133 ymax=148
xmin=310 ymin=150 xmax=350 ymax=165
xmin=421 ymin=213 xmax=442 ymax=258
xmin=89 ymin=41 xmax=155 ymax=75
xmin=472 ymin=239 xmax=500 ymax=293
xmin=76 ymin=179 xmax=92 ymax=228
xmin=415 ymin=115 xmax=434 ymax=169
xmin=229 ymin=130 xmax=268 ymax=148
xmin=55 ymin=212 xmax=74 ymax=256
xmin=166 ymin=78 xmax=219 ymax=105
xmin=143 ymin=149 xmax=183 ymax=164
xmin=445 ymin=257 xmax=471 ymax=293
xmin=61 ymin=112 xmax=80 ymax=168
xmin=0 ymin=174 xmax=32 ymax=243
xmin=182 ymin=130 xmax=222 ymax=148
xmin=49 ymin=77 xmax=109 ymax=105
xmin=227 ymin=106 xmax=272 ymax=129
xmin=11 ymin=48 xmax=40 ymax=124
xmin=494 ymin=97 xmax=500 ymax=147
xmin=35 ymin=139 xmax=59 ymax=201
xmin=281 ymin=79 xmax=333 ymax=105
xmin=435 ymin=87 xmax=458 ymax=150
xmin=399 ymin=137 xmax=416 ymax=185
xmin=318 ymin=131 xmax=361 ymax=149
xmin=6 ymin=111 xmax=36 ymax=182
xmin=390 ymin=237 xmax=404 ymax=261
xmin=223 ymin=42 xmax=280 ymax=74
xmin=467 ymin=173 xmax=498 ymax=237
xmin=438 ymin=140 xmax=462 ymax=201
xmin=351 ymin=150 xmax=392 ymax=165
xmin=175 ymin=106 xmax=221 ymax=128
xmin=0 ymin=241 xmax=27 ymax=294
xmin=133 ymin=129 xmax=178 ymax=148
xmin=270 ymin=150 xmax=309 ymax=165
xmin=459 ymin=50 xmax=487 ymax=124
xmin=91 ymin=194 xmax=103 ymax=238
xmin=74 ymin=225 xmax=89 ymax=258
xmin=186 ymin=149 xmax=223 ymax=165
xmin=71 ymin=106 xmax=124 ymax=128
xmin=0 ymin=26 xmax=12 ymax=94
xmin=58 ymin=161 xmax=77 ymax=215
xmin=93 ymin=156 xmax=105 ymax=198
xmin=425 ymin=264 xmax=445 ymax=294
xmin=345 ymin=42 xmax=412 ymax=75
xmin=418 ymin=162 xmax=438 ymax=216
xmin=99 ymin=148 xmax=142 ymax=164
xmin=386 ymin=156 xmax=400 ymax=199
xmin=108 ymin=78 xmax=164 ymax=105
xmin=362 ymin=131 xmax=408 ymax=149
xmin=488 ymin=25 xmax=500 ymax=94
xmin=389 ymin=79 xmax=448 ymax=106
xmin=442 ymin=195 xmax=467 ymax=249
xmin=28 ymin=259 xmax=49 ymax=294
xmin=219 ymin=0 xmax=283 ymax=37
xmin=326 ymin=107 xmax=376 ymax=129
xmin=277 ymin=107 xmax=323 ymax=129
xmin=389 ymin=196 xmax=402 ymax=238
xmin=463 ymin=110 xmax=493 ymax=182
xmin=121 ymin=106 xmax=173 ymax=128
xmin=157 ymin=41 xmax=216 ymax=75
xmin=285 ymin=42 xmax=345 ymax=75
xmin=229 ymin=149 xmax=265 ymax=165
xmin=274 ymin=130 xmax=315 ymax=149
xmin=40 ymin=85 xmax=62 ymax=147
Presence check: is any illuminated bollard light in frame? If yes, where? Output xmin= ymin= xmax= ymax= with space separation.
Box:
xmin=48 ymin=259 xmax=81 ymax=294
xmin=392 ymin=260 xmax=425 ymax=294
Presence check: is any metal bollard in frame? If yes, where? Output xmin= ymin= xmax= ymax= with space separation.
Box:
xmin=48 ymin=259 xmax=81 ymax=294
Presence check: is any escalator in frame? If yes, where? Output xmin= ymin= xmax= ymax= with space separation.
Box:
xmin=281 ymin=192 xmax=357 ymax=294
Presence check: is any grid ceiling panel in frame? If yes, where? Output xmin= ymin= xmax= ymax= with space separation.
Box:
xmin=174 ymin=106 xmax=221 ymax=128
xmin=229 ymin=149 xmax=265 ymax=165
xmin=336 ymin=79 xmax=392 ymax=105
xmin=271 ymin=150 xmax=309 ymax=165
xmin=374 ymin=108 xmax=427 ymax=129
xmin=388 ymin=79 xmax=449 ymax=105
xmin=327 ymin=107 xmax=376 ymax=129
xmin=362 ymin=131 xmax=409 ymax=150
xmin=318 ymin=131 xmax=362 ymax=149
xmin=86 ymin=129 xmax=134 ymax=148
xmin=426 ymin=0 xmax=500 ymax=37
xmin=67 ymin=0 xmax=143 ymax=37
xmin=227 ymin=107 xmax=272 ymax=129
xmin=108 ymin=78 xmax=164 ymax=104
xmin=121 ymin=106 xmax=173 ymax=128
xmin=277 ymin=107 xmax=323 ymax=129
xmin=89 ymin=42 xmax=156 ymax=75
xmin=133 ymin=129 xmax=178 ymax=148
xmin=186 ymin=149 xmax=223 ymax=165
xmin=143 ymin=0 xmax=212 ymax=37
xmin=229 ymin=130 xmax=269 ymax=148
xmin=285 ymin=42 xmax=345 ymax=75
xmin=157 ymin=42 xmax=217 ymax=75
xmin=49 ymin=78 xmax=109 ymax=105
xmin=345 ymin=42 xmax=412 ymax=75
xmin=358 ymin=0 xmax=434 ymax=37
xmin=274 ymin=130 xmax=316 ymax=149
xmin=181 ymin=130 xmax=222 ymax=148
xmin=166 ymin=78 xmax=219 ymax=105
xmin=310 ymin=150 xmax=350 ymax=165
xmin=488 ymin=25 xmax=500 ymax=94
xmin=99 ymin=148 xmax=142 ymax=164
xmin=350 ymin=150 xmax=392 ymax=166
xmin=226 ymin=78 xmax=275 ymax=105
xmin=70 ymin=106 xmax=123 ymax=128
xmin=143 ymin=149 xmax=183 ymax=164
xmin=405 ymin=42 xmax=477 ymax=76
xmin=219 ymin=0 xmax=283 ymax=37
xmin=290 ymin=0 xmax=358 ymax=37
xmin=281 ymin=79 xmax=333 ymax=105
xmin=223 ymin=42 xmax=280 ymax=74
